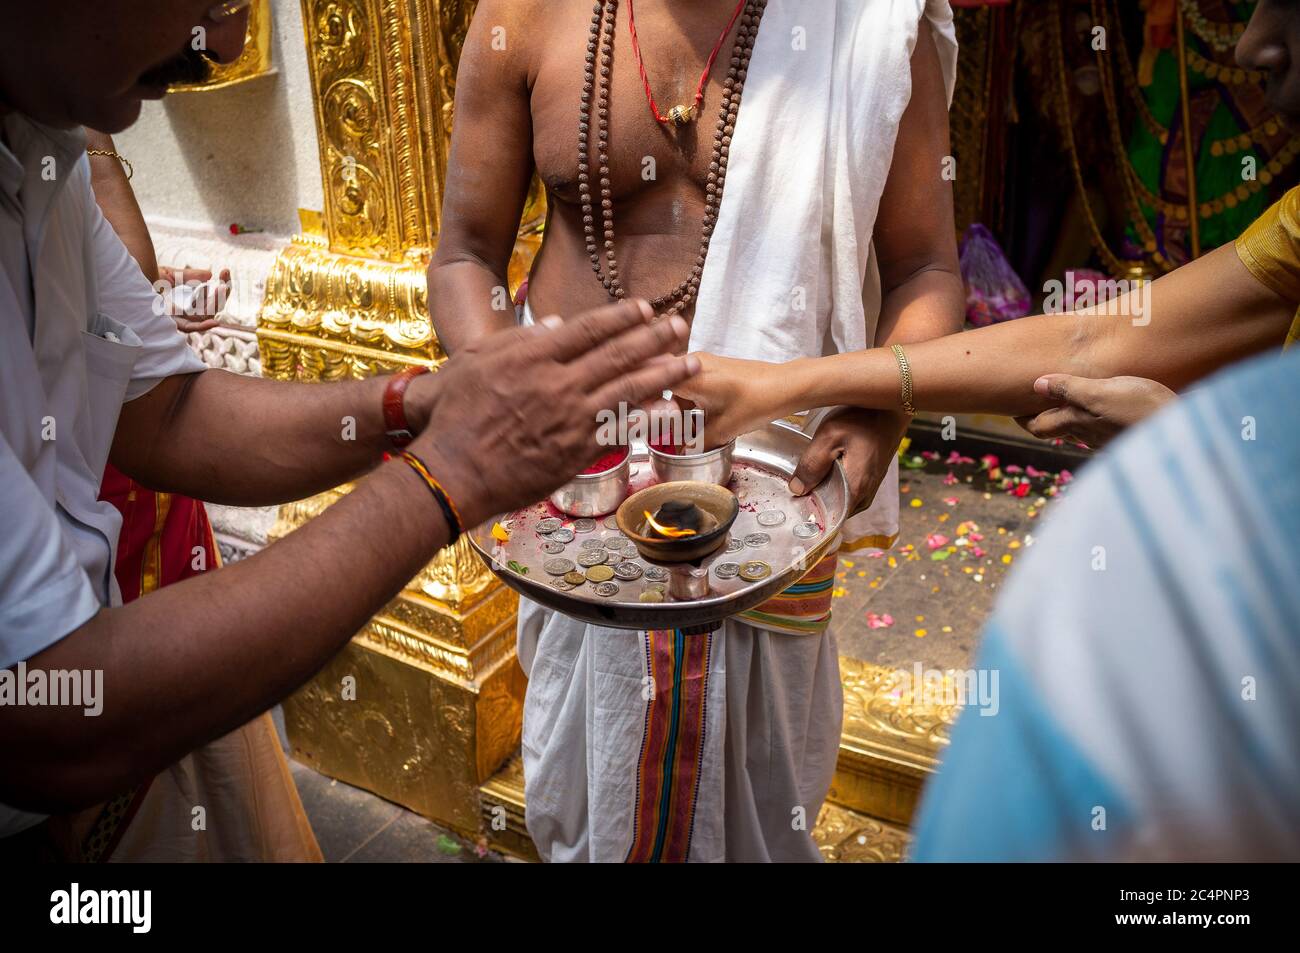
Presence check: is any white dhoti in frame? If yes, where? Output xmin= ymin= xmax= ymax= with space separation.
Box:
xmin=519 ymin=0 xmax=958 ymax=862
xmin=519 ymin=603 xmax=844 ymax=862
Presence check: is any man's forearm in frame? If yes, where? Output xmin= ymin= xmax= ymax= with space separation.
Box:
xmin=112 ymin=369 xmax=405 ymax=506
xmin=427 ymin=256 xmax=520 ymax=355
xmin=1 ymin=460 xmax=448 ymax=812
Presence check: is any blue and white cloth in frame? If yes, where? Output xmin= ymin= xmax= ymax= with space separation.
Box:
xmin=911 ymin=349 xmax=1300 ymax=861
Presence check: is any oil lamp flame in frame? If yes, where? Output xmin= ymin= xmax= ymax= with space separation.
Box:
xmin=643 ymin=509 xmax=697 ymax=538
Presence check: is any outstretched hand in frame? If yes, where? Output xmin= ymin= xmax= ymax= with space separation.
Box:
xmin=409 ymin=300 xmax=697 ymax=529
xmin=674 ymin=352 xmax=786 ymax=448
xmin=1017 ymin=374 xmax=1177 ymax=449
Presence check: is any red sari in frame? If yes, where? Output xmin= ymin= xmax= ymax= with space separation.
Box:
xmin=99 ymin=462 xmax=217 ymax=597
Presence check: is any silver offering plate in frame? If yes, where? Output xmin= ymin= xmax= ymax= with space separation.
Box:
xmin=467 ymin=421 xmax=849 ymax=631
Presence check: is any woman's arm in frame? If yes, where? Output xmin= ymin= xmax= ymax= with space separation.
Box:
xmin=813 ymin=241 xmax=1291 ymax=411
xmin=84 ymin=129 xmax=158 ymax=282
xmin=682 ymin=240 xmax=1294 ymax=439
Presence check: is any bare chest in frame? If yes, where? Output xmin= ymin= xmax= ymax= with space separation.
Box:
xmin=528 ymin=1 xmax=752 ymax=209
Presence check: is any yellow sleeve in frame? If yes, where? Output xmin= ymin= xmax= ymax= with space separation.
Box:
xmin=1235 ymin=186 xmax=1300 ymax=305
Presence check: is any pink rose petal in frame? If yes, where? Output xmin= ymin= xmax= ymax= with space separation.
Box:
xmin=925 ymin=533 xmax=950 ymax=551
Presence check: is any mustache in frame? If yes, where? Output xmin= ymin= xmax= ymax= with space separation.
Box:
xmin=137 ymin=46 xmax=217 ymax=88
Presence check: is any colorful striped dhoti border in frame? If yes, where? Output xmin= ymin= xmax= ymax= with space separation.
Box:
xmin=625 ymin=550 xmax=843 ymax=860
xmin=738 ymin=549 xmax=840 ymax=635
xmin=626 ymin=629 xmax=713 ymax=863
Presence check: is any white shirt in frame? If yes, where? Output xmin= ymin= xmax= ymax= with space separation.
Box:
xmin=0 ymin=114 xmax=205 ymax=835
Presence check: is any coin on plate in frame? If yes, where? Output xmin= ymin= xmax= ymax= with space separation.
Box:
xmin=542 ymin=541 xmax=566 ymax=555
xmin=543 ymin=557 xmax=575 ymax=576
xmin=793 ymin=520 xmax=821 ymax=539
xmin=551 ymin=579 xmax=575 ymax=591
xmin=563 ymin=570 xmax=587 ymax=586
xmin=713 ymin=562 xmax=741 ymax=580
xmin=573 ymin=518 xmax=597 ymax=533
xmin=639 ymin=589 xmax=664 ymax=603
xmin=551 ymin=527 xmax=576 ymax=543
xmin=603 ymin=515 xmax=620 ymax=529
xmin=603 ymin=536 xmax=626 ymax=550
xmin=580 ymin=536 xmax=605 ymax=550
xmin=577 ymin=549 xmax=607 ymax=568
xmin=725 ymin=538 xmax=744 ymax=554
xmin=585 ymin=565 xmax=615 ymax=583
xmin=643 ymin=565 xmax=669 ymax=582
xmin=757 ymin=510 xmax=786 ymax=527
xmin=739 ymin=560 xmax=772 ymax=582
xmin=744 ymin=532 xmax=771 ymax=548
xmin=613 ymin=562 xmax=644 ymax=581
xmin=536 ymin=517 xmax=563 ymax=534
xmin=594 ymin=581 xmax=620 ymax=598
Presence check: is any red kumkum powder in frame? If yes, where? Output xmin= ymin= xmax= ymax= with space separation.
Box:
xmin=649 ymin=438 xmax=684 ymax=456
xmin=581 ymin=445 xmax=630 ymax=475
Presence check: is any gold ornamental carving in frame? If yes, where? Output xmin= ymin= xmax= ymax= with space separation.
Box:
xmin=812 ymin=803 xmax=911 ymax=863
xmin=260 ymin=1 xmax=544 ymax=378
xmin=258 ymin=230 xmax=442 ymax=379
xmin=840 ymin=657 xmax=959 ymax=753
xmin=268 ymin=489 xmax=508 ymax=673
xmin=262 ymin=0 xmax=533 ymax=835
xmin=829 ymin=657 xmax=957 ymax=826
xmin=270 ymin=485 xmax=525 ymax=831
xmin=302 ymin=0 xmax=500 ymax=261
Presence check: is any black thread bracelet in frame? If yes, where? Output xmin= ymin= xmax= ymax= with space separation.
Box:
xmin=391 ymin=450 xmax=463 ymax=545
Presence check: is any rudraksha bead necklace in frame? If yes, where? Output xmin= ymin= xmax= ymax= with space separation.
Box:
xmin=577 ymin=0 xmax=768 ymax=316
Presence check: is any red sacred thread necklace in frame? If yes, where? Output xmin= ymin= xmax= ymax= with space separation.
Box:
xmin=627 ymin=0 xmax=749 ymax=127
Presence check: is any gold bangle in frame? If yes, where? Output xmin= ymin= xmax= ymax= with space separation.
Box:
xmin=890 ymin=344 xmax=916 ymax=416
xmin=86 ymin=148 xmax=133 ymax=180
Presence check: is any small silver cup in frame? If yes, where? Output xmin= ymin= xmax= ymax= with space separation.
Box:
xmin=550 ymin=450 xmax=631 ymax=517
xmin=648 ymin=438 xmax=735 ymax=487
